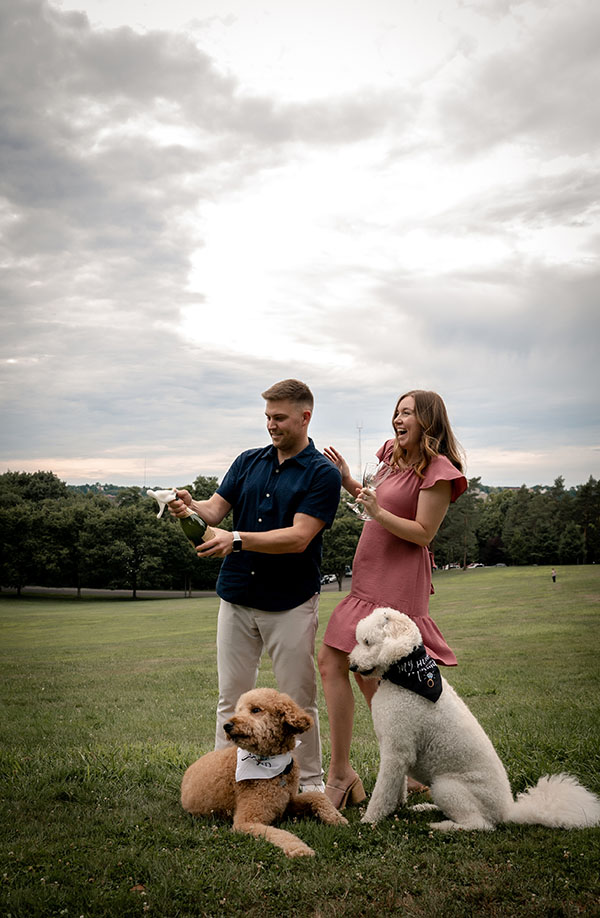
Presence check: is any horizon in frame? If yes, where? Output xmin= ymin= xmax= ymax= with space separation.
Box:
xmin=6 ymin=467 xmax=595 ymax=493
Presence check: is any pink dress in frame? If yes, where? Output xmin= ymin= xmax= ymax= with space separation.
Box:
xmin=323 ymin=442 xmax=467 ymax=665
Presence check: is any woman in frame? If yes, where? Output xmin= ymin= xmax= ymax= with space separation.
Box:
xmin=318 ymin=390 xmax=467 ymax=809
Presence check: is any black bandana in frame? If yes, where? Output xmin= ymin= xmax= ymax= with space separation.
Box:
xmin=382 ymin=643 xmax=443 ymax=702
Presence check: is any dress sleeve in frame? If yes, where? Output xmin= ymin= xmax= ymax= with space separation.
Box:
xmin=376 ymin=439 xmax=395 ymax=463
xmin=421 ymin=456 xmax=467 ymax=503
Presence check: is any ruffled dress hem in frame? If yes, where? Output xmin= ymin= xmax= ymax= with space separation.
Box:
xmin=323 ymin=592 xmax=457 ymax=666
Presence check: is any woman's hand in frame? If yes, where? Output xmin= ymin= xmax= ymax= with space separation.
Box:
xmin=324 ymin=446 xmax=361 ymax=498
xmin=324 ymin=445 xmax=349 ymax=478
xmin=357 ymin=486 xmax=380 ymax=519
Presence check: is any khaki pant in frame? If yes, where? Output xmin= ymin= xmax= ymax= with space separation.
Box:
xmin=215 ymin=595 xmax=323 ymax=785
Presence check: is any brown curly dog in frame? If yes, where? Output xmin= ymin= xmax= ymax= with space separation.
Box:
xmin=181 ymin=687 xmax=348 ymax=857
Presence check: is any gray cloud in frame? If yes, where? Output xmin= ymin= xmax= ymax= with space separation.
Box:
xmin=439 ymin=0 xmax=600 ymax=155
xmin=1 ymin=0 xmax=598 ymax=489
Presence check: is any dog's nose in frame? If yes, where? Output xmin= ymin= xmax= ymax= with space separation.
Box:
xmin=349 ymin=663 xmax=358 ymax=672
xmin=224 ymin=721 xmax=233 ymax=733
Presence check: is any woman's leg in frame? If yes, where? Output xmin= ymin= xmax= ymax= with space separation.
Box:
xmin=352 ymin=670 xmax=379 ymax=710
xmin=317 ymin=643 xmax=359 ymax=786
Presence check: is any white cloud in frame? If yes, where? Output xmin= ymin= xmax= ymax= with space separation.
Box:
xmin=1 ymin=0 xmax=599 ymax=490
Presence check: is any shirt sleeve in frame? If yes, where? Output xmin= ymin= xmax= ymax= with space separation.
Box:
xmin=421 ymin=456 xmax=467 ymax=503
xmin=216 ymin=452 xmax=245 ymax=505
xmin=295 ymin=462 xmax=341 ymax=528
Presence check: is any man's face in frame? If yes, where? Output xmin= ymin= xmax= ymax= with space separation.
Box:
xmin=264 ymin=398 xmax=310 ymax=457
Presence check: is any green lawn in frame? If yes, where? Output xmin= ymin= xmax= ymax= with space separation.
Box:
xmin=1 ymin=566 xmax=599 ymax=917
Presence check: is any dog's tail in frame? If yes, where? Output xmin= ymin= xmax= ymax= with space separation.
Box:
xmin=508 ymin=774 xmax=600 ymax=829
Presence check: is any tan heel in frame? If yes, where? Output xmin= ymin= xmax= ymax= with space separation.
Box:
xmin=348 ymin=776 xmax=366 ymax=805
xmin=325 ymin=775 xmax=366 ymax=810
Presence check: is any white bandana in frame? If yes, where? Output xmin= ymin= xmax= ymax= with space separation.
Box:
xmin=235 ymin=742 xmax=300 ymax=782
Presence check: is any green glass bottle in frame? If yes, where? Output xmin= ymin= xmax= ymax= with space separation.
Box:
xmin=178 ymin=507 xmax=213 ymax=547
xmin=147 ymin=489 xmax=215 ymax=547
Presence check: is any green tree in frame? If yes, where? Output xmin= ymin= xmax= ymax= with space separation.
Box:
xmin=502 ymin=486 xmax=536 ymax=565
xmin=432 ymin=478 xmax=481 ymax=568
xmin=500 ymin=486 xmax=565 ymax=566
xmin=39 ymin=497 xmax=106 ymax=597
xmin=79 ymin=503 xmax=167 ymax=598
xmin=0 ymin=500 xmax=45 ymax=593
xmin=116 ymin=486 xmax=145 ymax=507
xmin=0 ymin=470 xmax=69 ymax=505
xmin=558 ymin=521 xmax=586 ymax=564
xmin=192 ymin=475 xmax=220 ymax=501
xmin=476 ymin=489 xmax=514 ymax=565
xmin=524 ymin=491 xmax=559 ymax=564
xmin=322 ymin=509 xmax=361 ymax=589
xmin=573 ymin=476 xmax=600 ymax=563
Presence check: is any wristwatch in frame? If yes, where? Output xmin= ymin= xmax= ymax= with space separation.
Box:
xmin=232 ymin=531 xmax=243 ymax=553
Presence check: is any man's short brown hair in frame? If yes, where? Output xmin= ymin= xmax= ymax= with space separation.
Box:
xmin=261 ymin=379 xmax=314 ymax=410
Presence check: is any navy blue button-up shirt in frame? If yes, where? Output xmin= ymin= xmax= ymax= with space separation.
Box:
xmin=215 ymin=439 xmax=341 ymax=612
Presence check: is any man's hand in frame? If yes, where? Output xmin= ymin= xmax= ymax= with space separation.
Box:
xmin=168 ymin=489 xmax=192 ymax=518
xmin=196 ymin=528 xmax=234 ymax=559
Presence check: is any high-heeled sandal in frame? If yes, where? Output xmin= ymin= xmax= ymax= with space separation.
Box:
xmin=407 ymin=778 xmax=430 ymax=796
xmin=325 ymin=775 xmax=366 ymax=810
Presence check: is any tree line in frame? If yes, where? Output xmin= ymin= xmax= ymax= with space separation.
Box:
xmin=0 ymin=471 xmax=598 ymax=597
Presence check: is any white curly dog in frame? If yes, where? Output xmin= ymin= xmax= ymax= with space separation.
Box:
xmin=349 ymin=607 xmax=600 ymax=831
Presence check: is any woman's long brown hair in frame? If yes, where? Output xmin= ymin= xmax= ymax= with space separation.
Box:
xmin=391 ymin=390 xmax=464 ymax=478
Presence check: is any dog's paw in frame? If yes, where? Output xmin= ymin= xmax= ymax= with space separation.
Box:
xmin=326 ymin=811 xmax=348 ymax=826
xmin=429 ymin=819 xmax=461 ymax=831
xmin=360 ymin=812 xmax=381 ymax=825
xmin=285 ymin=842 xmax=315 ymax=858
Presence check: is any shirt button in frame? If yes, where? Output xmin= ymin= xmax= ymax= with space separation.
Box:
xmin=258 ymin=518 xmax=262 ymax=522
xmin=251 ymin=571 xmax=255 ymax=576
xmin=266 ymin=493 xmax=270 ymax=497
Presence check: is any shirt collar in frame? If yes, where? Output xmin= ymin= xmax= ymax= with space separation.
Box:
xmin=261 ymin=438 xmax=317 ymax=468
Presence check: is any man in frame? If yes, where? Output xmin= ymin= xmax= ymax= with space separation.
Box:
xmin=171 ymin=379 xmax=341 ymax=791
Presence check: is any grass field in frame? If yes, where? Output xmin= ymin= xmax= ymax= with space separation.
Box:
xmin=1 ymin=566 xmax=600 ymax=917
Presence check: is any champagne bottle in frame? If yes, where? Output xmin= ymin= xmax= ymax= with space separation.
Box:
xmin=177 ymin=506 xmax=216 ymax=547
xmin=147 ymin=489 xmax=216 ymax=547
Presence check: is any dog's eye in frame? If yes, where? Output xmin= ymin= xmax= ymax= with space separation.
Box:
xmin=250 ymin=706 xmax=262 ymax=714
xmin=363 ymin=639 xmax=369 ymax=646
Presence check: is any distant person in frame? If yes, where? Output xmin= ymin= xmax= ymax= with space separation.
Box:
xmin=169 ymin=379 xmax=341 ymax=792
xmin=318 ymin=390 xmax=467 ymax=808
xmin=552 ymin=568 xmax=557 ymax=583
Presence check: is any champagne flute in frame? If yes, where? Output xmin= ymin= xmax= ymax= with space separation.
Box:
xmin=347 ymin=461 xmax=392 ymax=519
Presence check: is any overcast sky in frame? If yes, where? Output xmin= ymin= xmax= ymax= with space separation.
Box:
xmin=1 ymin=0 xmax=598 ymax=489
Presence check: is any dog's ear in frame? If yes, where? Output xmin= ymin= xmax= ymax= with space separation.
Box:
xmin=381 ymin=609 xmax=419 ymax=643
xmin=383 ymin=615 xmax=404 ymax=639
xmin=279 ymin=700 xmax=313 ymax=735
